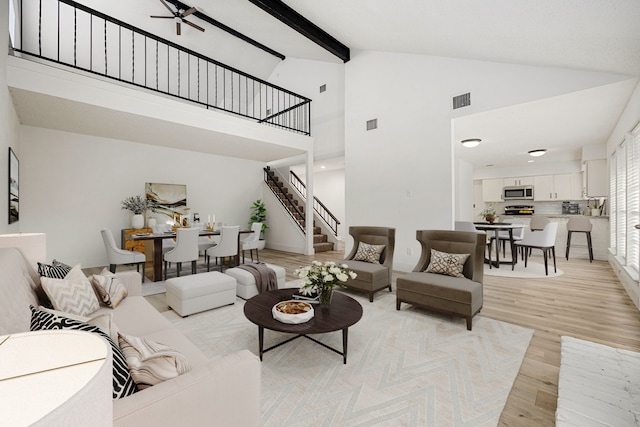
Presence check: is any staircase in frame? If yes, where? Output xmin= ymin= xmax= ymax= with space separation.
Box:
xmin=264 ymin=167 xmax=334 ymax=253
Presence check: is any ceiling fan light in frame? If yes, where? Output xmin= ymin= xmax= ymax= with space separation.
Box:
xmin=461 ymin=138 xmax=481 ymax=148
xmin=528 ymin=149 xmax=547 ymax=157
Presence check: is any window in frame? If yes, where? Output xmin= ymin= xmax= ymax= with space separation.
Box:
xmin=610 ymin=126 xmax=640 ymax=277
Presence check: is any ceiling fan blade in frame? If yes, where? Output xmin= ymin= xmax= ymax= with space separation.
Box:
xmin=150 ymin=15 xmax=174 ymax=18
xmin=176 ymin=21 xmax=181 ymax=36
xmin=182 ymin=18 xmax=205 ymax=32
xmin=159 ymin=0 xmax=175 ymax=14
xmin=181 ymin=7 xmax=197 ymax=18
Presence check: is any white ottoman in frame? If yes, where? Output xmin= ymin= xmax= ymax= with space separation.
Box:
xmin=224 ymin=263 xmax=286 ymax=299
xmin=166 ymin=272 xmax=236 ymax=317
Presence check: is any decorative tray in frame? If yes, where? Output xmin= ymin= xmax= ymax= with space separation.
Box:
xmin=272 ymin=300 xmax=314 ymax=324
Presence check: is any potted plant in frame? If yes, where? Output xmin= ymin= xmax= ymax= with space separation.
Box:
xmin=480 ymin=205 xmax=497 ymax=224
xmin=249 ymin=199 xmax=267 ymax=238
xmin=121 ymin=195 xmax=148 ymax=229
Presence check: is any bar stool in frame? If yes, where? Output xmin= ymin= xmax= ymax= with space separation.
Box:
xmin=565 ymin=217 xmax=593 ymax=262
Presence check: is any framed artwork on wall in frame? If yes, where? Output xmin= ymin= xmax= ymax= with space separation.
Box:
xmin=8 ymin=147 xmax=19 ymax=224
xmin=145 ymin=182 xmax=187 ymax=225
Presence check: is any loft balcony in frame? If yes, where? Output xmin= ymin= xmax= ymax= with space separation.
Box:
xmin=8 ymin=0 xmax=312 ymax=162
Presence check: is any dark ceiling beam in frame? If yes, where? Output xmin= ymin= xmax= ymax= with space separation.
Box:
xmin=246 ymin=0 xmax=350 ymax=63
xmin=166 ymin=0 xmax=286 ymax=60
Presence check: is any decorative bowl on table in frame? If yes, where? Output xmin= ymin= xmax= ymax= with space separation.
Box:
xmin=272 ymin=300 xmax=314 ymax=324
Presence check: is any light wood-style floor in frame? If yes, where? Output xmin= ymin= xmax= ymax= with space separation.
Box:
xmin=135 ymin=248 xmax=640 ymax=425
xmin=241 ymin=248 xmax=640 ymax=425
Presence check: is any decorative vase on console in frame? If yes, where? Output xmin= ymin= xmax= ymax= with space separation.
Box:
xmin=131 ymin=214 xmax=144 ymax=229
xmin=121 ymin=195 xmax=148 ymax=230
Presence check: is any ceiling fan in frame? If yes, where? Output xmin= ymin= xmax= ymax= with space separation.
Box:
xmin=150 ymin=0 xmax=205 ymax=36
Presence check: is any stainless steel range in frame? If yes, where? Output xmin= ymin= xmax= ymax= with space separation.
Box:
xmin=504 ymin=205 xmax=535 ymax=215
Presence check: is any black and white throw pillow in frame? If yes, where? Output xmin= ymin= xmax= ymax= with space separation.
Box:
xmin=29 ymin=306 xmax=137 ymax=399
xmin=37 ymin=260 xmax=72 ymax=279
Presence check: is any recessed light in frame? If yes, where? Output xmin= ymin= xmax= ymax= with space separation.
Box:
xmin=461 ymin=138 xmax=481 ymax=148
xmin=320 ymin=165 xmax=326 ymax=169
xmin=528 ymin=149 xmax=547 ymax=157
xmin=528 ymin=160 xmax=534 ymax=163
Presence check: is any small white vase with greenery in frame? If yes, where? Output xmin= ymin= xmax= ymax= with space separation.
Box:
xmin=121 ymin=195 xmax=148 ymax=229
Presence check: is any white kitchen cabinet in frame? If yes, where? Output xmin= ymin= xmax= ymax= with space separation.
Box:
xmin=584 ymin=159 xmax=608 ymax=197
xmin=534 ymin=173 xmax=582 ymax=201
xmin=482 ymin=178 xmax=504 ymax=202
xmin=533 ymin=175 xmax=554 ymax=200
xmin=504 ymin=176 xmax=533 ymax=186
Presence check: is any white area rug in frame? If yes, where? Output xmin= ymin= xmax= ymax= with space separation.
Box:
xmin=557 ymin=336 xmax=640 ymax=426
xmin=141 ymin=281 xmax=166 ymax=296
xmin=484 ymin=260 xmax=563 ymax=278
xmin=163 ymin=289 xmax=533 ymax=426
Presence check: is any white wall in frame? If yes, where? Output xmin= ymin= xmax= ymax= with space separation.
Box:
xmin=0 ymin=0 xmax=20 ymax=234
xmin=268 ymin=58 xmax=345 ymax=159
xmin=455 ymin=159 xmax=474 ymax=221
xmin=19 ymin=126 xmax=264 ymax=268
xmin=344 ymin=50 xmax=632 ymax=272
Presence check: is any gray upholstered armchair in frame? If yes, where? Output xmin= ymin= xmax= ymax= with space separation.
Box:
xmin=396 ymin=230 xmax=484 ymax=330
xmin=342 ymin=226 xmax=395 ymax=302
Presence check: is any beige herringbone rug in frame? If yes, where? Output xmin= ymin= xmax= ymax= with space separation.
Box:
xmin=163 ymin=289 xmax=533 ymax=426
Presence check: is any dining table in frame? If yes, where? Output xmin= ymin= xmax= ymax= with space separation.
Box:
xmin=129 ymin=228 xmax=252 ymax=282
xmin=473 ymin=222 xmax=525 ymax=269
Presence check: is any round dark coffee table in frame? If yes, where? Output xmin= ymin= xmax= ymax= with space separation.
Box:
xmin=243 ymin=288 xmax=363 ymax=364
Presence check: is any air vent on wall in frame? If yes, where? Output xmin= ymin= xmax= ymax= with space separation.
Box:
xmin=319 ymin=84 xmax=326 ymax=93
xmin=366 ymin=119 xmax=378 ymax=131
xmin=452 ymin=92 xmax=471 ymax=110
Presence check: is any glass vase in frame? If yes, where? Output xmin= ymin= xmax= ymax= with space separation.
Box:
xmin=319 ymin=288 xmax=333 ymax=307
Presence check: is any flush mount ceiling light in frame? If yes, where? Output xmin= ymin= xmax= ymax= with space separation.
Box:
xmin=528 ymin=149 xmax=547 ymax=157
xmin=461 ymin=138 xmax=481 ymax=148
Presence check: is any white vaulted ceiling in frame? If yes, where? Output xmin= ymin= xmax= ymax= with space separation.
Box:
xmin=13 ymin=0 xmax=640 ymax=165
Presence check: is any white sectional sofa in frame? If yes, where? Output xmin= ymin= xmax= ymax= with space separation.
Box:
xmin=0 ymin=247 xmax=261 ymax=426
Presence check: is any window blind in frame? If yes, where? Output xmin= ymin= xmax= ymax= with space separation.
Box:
xmin=610 ymin=151 xmax=617 ymax=253
xmin=627 ymin=130 xmax=640 ymax=274
xmin=616 ymin=141 xmax=627 ymax=260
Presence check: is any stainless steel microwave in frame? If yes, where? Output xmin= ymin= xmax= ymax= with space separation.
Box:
xmin=503 ymin=185 xmax=534 ymax=200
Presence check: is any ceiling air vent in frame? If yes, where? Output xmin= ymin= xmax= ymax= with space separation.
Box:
xmin=319 ymin=84 xmax=326 ymax=93
xmin=452 ymin=92 xmax=471 ymax=110
xmin=366 ymin=119 xmax=378 ymax=131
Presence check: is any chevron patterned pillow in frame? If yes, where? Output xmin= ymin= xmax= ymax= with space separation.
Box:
xmin=41 ymin=265 xmax=100 ymax=316
xmin=30 ymin=306 xmax=137 ymax=399
xmin=425 ymin=249 xmax=470 ymax=278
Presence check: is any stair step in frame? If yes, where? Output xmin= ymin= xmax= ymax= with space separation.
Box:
xmin=313 ymin=234 xmax=327 ymax=244
xmin=313 ymin=227 xmax=321 ymax=234
xmin=314 ymin=242 xmax=334 ymax=253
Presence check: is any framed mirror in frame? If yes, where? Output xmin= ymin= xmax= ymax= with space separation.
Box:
xmin=8 ymin=147 xmax=19 ymax=224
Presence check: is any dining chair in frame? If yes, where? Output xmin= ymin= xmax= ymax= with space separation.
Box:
xmin=454 ymin=221 xmax=492 ymax=268
xmin=206 ymin=226 xmax=240 ymax=272
xmin=100 ymin=228 xmax=146 ymax=282
xmin=529 ymin=215 xmax=550 ymax=231
xmin=494 ymin=218 xmax=525 ymax=257
xmin=514 ymin=222 xmax=558 ymax=275
xmin=195 ymin=224 xmax=218 ymax=256
xmin=163 ymin=227 xmax=200 ymax=280
xmin=566 ymin=216 xmax=593 ymax=262
xmin=241 ymin=222 xmax=262 ymax=263
xmin=153 ymin=224 xmax=176 ymax=253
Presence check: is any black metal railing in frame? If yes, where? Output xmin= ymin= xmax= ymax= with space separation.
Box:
xmin=290 ymin=170 xmax=340 ymax=236
xmin=264 ymin=168 xmax=306 ymax=233
xmin=14 ymin=0 xmax=311 ymax=135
